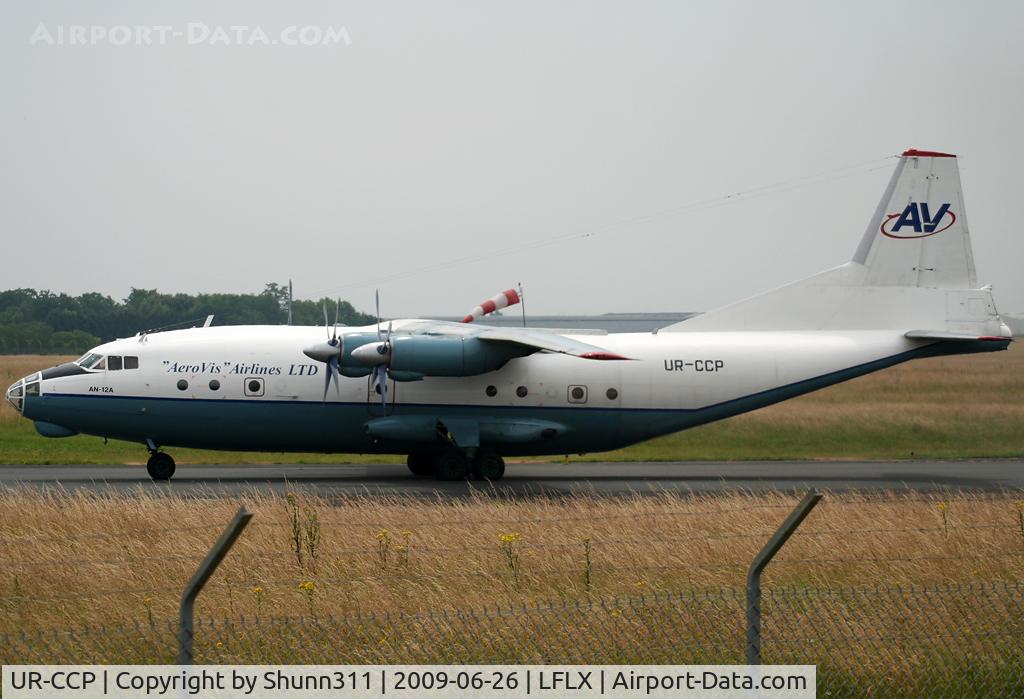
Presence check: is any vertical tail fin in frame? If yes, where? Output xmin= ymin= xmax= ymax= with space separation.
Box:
xmin=663 ymin=149 xmax=1009 ymax=336
xmin=853 ymin=149 xmax=976 ymax=288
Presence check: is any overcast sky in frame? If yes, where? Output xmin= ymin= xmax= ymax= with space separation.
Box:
xmin=2 ymin=1 xmax=1022 ymax=317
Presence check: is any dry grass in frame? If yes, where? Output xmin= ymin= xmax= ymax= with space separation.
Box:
xmin=1 ymin=488 xmax=1021 ymax=634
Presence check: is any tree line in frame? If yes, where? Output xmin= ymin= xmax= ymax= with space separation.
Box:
xmin=0 ymin=284 xmax=376 ymax=355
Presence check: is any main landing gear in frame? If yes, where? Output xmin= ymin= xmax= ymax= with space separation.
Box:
xmin=407 ymin=450 xmax=506 ymax=481
xmin=146 ymin=451 xmax=176 ymax=481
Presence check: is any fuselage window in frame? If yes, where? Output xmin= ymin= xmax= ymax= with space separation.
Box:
xmin=108 ymin=356 xmax=123 ymax=371
xmin=244 ymin=378 xmax=265 ymax=397
xmin=568 ymin=385 xmax=588 ymax=404
xmin=177 ymin=379 xmax=188 ymax=391
xmin=124 ymin=356 xmax=139 ymax=370
xmin=209 ymin=379 xmax=221 ymax=391
xmin=77 ymin=353 xmax=102 ymax=369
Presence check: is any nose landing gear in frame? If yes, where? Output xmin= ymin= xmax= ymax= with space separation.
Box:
xmin=146 ymin=452 xmax=175 ymax=480
xmin=145 ymin=439 xmax=176 ymax=481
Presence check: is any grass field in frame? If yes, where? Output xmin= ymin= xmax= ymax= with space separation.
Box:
xmin=1 ymin=344 xmax=1023 ymax=465
xmin=2 ymin=488 xmax=1022 ymax=631
xmin=1 ymin=489 xmax=1022 ymax=683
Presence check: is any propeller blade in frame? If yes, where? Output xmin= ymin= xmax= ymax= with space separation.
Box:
xmin=376 ymin=365 xmax=388 ymax=411
xmin=333 ymin=298 xmax=340 ymax=341
xmin=329 ymin=355 xmax=340 ymax=397
xmin=375 ymin=289 xmax=381 ymax=340
xmin=322 ymin=302 xmax=330 ymax=340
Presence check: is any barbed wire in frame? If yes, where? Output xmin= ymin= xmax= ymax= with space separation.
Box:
xmin=1 ymin=523 xmax=1018 ymax=567
xmin=6 ymin=550 xmax=1024 ymax=601
xmin=0 ymin=522 xmax=227 ymax=545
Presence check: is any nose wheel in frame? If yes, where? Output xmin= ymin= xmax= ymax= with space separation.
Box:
xmin=146 ymin=452 xmax=176 ymax=481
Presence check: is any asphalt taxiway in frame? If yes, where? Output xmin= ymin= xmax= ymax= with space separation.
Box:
xmin=0 ymin=460 xmax=1020 ymax=497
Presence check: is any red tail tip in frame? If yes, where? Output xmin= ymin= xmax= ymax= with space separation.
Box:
xmin=902 ymin=149 xmax=956 ymax=158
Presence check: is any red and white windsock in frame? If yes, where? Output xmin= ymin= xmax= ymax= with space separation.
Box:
xmin=461 ymin=288 xmax=521 ymax=323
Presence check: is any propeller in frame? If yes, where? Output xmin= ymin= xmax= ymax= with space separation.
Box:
xmin=370 ymin=321 xmax=393 ymax=410
xmin=302 ymin=298 xmax=344 ymax=401
xmin=355 ymin=289 xmax=392 ymax=411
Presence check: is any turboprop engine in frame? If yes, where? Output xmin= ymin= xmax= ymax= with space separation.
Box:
xmin=349 ymin=334 xmax=532 ymax=379
xmin=301 ymin=297 xmax=537 ymax=401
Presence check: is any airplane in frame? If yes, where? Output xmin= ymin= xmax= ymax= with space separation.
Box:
xmin=4 ymin=149 xmax=1013 ymax=481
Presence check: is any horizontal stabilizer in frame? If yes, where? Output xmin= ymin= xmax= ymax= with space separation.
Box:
xmin=905 ymin=330 xmax=1012 ymax=342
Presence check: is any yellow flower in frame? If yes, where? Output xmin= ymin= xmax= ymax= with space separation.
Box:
xmin=376 ymin=529 xmax=389 ymax=541
xmin=937 ymin=502 xmax=949 ymax=512
xmin=252 ymin=586 xmax=263 ymax=595
xmin=143 ymin=596 xmax=153 ymax=605
xmin=215 ymin=641 xmax=223 ymax=648
xmin=298 ymin=581 xmax=315 ymax=592
xmin=401 ymin=530 xmax=413 ymax=537
xmin=498 ymin=532 xmax=522 ymax=543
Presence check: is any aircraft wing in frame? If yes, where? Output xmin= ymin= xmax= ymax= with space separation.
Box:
xmin=401 ymin=320 xmax=631 ymax=360
xmin=474 ymin=327 xmax=630 ymax=359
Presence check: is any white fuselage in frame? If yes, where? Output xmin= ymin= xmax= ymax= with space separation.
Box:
xmin=8 ymin=322 xmax=958 ymax=458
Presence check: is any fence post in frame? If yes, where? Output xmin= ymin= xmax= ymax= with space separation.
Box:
xmin=178 ymin=506 xmax=253 ymax=664
xmin=746 ymin=490 xmax=821 ymax=665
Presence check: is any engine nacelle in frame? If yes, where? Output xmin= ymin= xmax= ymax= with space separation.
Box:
xmin=387 ymin=335 xmax=532 ymax=377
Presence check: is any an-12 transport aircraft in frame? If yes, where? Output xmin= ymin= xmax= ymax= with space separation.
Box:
xmin=5 ymin=150 xmax=1012 ymax=481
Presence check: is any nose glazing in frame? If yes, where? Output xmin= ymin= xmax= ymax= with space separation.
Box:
xmin=5 ymin=379 xmax=23 ymax=413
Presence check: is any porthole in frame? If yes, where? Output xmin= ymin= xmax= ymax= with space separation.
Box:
xmin=485 ymin=385 xmax=497 ymax=397
xmin=567 ymin=385 xmax=588 ymax=404
xmin=248 ymin=380 xmax=261 ymax=393
xmin=209 ymin=379 xmax=221 ymax=391
xmin=516 ymin=385 xmax=528 ymax=398
xmin=606 ymin=388 xmax=619 ymax=400
xmin=176 ymin=379 xmax=188 ymax=391
xmin=244 ymin=377 xmax=265 ymax=397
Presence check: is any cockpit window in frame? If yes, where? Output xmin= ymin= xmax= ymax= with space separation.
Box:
xmin=77 ymin=353 xmax=103 ymax=369
xmin=108 ymin=356 xmax=123 ymax=371
xmin=93 ymin=356 xmax=106 ymax=370
xmin=124 ymin=356 xmax=139 ymax=370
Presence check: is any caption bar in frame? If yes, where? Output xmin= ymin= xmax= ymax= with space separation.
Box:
xmin=3 ymin=665 xmax=814 ymax=698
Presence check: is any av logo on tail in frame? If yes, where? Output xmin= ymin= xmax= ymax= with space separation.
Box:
xmin=881 ymin=202 xmax=956 ymax=239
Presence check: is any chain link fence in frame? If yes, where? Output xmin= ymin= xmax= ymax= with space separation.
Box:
xmin=4 ymin=581 xmax=1023 ymax=696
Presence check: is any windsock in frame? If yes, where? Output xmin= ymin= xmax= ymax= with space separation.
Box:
xmin=461 ymin=288 xmax=521 ymax=323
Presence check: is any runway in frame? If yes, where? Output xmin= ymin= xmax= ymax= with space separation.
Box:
xmin=0 ymin=460 xmax=1021 ymax=497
